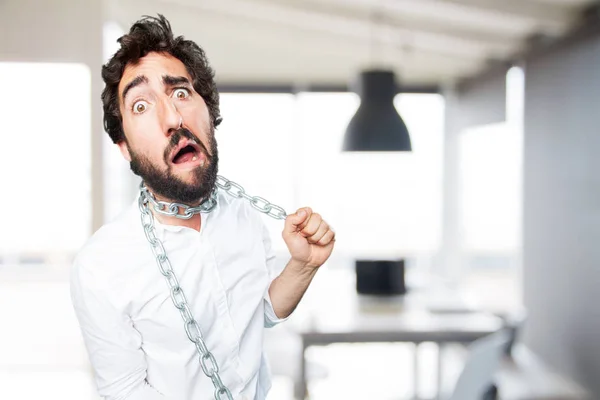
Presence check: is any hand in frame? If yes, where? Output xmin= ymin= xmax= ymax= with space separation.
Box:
xmin=282 ymin=207 xmax=335 ymax=269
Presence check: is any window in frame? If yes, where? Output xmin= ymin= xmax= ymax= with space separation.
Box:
xmin=459 ymin=122 xmax=522 ymax=254
xmin=456 ymin=66 xmax=524 ymax=312
xmin=0 ymin=62 xmax=92 ymax=263
xmin=458 ymin=67 xmax=524 ymax=257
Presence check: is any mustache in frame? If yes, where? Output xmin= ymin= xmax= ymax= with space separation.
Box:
xmin=163 ymin=128 xmax=210 ymax=162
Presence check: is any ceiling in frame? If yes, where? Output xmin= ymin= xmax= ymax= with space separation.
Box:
xmin=108 ymin=0 xmax=596 ymax=88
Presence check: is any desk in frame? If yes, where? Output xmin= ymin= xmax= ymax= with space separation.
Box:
xmin=291 ymin=269 xmax=504 ymax=399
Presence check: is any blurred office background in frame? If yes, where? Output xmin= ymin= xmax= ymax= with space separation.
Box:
xmin=1 ymin=0 xmax=599 ymax=399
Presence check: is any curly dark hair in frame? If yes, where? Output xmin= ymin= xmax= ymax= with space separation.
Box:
xmin=101 ymin=14 xmax=221 ymax=144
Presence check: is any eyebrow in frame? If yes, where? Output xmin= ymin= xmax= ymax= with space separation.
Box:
xmin=121 ymin=75 xmax=149 ymax=104
xmin=163 ymin=75 xmax=192 ymax=87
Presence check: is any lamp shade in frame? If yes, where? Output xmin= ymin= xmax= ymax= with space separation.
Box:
xmin=343 ymin=70 xmax=412 ymax=151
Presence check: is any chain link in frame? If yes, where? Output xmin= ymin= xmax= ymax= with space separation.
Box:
xmin=138 ymin=176 xmax=286 ymax=399
xmin=216 ymin=176 xmax=287 ymax=220
xmin=141 ymin=183 xmax=218 ymax=220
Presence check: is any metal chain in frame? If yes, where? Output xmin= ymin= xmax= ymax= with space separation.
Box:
xmin=215 ymin=175 xmax=287 ymax=220
xmin=142 ymin=184 xmax=218 ymax=220
xmin=138 ymin=175 xmax=287 ymax=399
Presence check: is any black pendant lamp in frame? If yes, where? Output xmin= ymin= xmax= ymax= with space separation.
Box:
xmin=342 ymin=69 xmax=412 ymax=151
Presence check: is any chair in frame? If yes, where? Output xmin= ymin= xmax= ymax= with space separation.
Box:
xmin=500 ymin=308 xmax=527 ymax=357
xmin=447 ymin=329 xmax=510 ymax=400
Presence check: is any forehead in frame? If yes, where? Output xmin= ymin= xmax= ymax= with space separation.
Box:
xmin=119 ymin=52 xmax=192 ymax=95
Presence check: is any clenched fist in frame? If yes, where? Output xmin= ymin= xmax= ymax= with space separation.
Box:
xmin=282 ymin=207 xmax=335 ymax=269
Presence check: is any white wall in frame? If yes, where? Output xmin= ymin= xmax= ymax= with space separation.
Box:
xmin=523 ymin=30 xmax=600 ymax=396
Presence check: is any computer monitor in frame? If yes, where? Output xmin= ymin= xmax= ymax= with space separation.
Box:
xmin=355 ymin=259 xmax=406 ymax=295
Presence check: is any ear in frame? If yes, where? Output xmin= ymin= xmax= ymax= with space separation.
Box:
xmin=117 ymin=141 xmax=132 ymax=162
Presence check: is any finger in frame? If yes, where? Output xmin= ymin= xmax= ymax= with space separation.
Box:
xmin=296 ymin=207 xmax=313 ymax=231
xmin=284 ymin=207 xmax=312 ymax=235
xmin=317 ymin=229 xmax=335 ymax=246
xmin=307 ymin=221 xmax=330 ymax=244
xmin=300 ymin=212 xmax=322 ymax=237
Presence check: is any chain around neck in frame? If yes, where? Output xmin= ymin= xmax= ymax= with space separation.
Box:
xmin=139 ymin=182 xmax=218 ymax=220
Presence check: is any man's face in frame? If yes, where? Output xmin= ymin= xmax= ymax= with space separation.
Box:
xmin=117 ymin=52 xmax=218 ymax=204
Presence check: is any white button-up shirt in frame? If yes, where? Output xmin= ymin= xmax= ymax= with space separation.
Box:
xmin=70 ymin=191 xmax=287 ymax=400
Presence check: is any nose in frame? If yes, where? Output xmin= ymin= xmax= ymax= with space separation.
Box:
xmin=159 ymin=98 xmax=183 ymax=136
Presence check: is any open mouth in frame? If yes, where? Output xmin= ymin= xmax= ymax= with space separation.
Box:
xmin=170 ymin=139 xmax=205 ymax=166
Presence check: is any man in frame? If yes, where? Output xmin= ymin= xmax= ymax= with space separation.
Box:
xmin=70 ymin=14 xmax=335 ymax=400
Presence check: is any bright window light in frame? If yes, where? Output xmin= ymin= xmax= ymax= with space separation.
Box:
xmin=0 ymin=62 xmax=91 ymax=258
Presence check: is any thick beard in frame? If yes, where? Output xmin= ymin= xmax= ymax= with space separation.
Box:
xmin=128 ymin=128 xmax=219 ymax=205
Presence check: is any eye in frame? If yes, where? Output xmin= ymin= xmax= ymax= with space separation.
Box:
xmin=174 ymin=88 xmax=190 ymax=100
xmin=133 ymin=100 xmax=148 ymax=114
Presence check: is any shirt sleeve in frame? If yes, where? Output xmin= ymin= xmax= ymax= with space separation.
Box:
xmin=261 ymin=219 xmax=291 ymax=328
xmin=70 ymin=259 xmax=166 ymax=400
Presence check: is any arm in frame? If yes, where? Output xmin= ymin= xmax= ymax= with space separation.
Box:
xmin=70 ymin=260 xmax=166 ymax=400
xmin=268 ymin=207 xmax=335 ymax=319
xmin=268 ymin=258 xmax=318 ymax=319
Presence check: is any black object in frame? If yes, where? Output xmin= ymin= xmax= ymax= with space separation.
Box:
xmin=355 ymin=259 xmax=406 ymax=295
xmin=483 ymin=383 xmax=499 ymax=400
xmin=343 ymin=70 xmax=412 ymax=152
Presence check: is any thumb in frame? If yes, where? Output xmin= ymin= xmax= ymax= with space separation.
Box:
xmin=283 ymin=207 xmax=311 ymax=235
